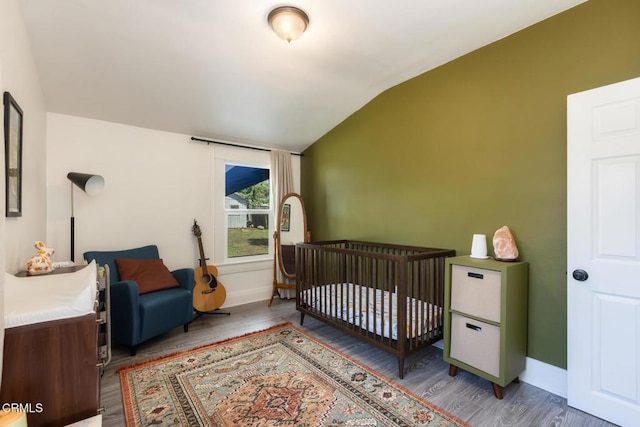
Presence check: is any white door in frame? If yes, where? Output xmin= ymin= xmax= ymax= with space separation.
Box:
xmin=567 ymin=76 xmax=640 ymax=427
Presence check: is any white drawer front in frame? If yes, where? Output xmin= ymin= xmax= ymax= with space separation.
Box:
xmin=450 ymin=313 xmax=500 ymax=377
xmin=451 ymin=265 xmax=501 ymax=322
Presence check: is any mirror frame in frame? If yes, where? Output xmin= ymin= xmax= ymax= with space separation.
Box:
xmin=275 ymin=192 xmax=309 ymax=280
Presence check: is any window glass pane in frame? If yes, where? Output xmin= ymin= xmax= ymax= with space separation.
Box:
xmin=227 ymin=213 xmax=269 ymax=258
xmin=225 ymin=164 xmax=270 ymax=259
xmin=225 ymin=165 xmax=270 ymax=210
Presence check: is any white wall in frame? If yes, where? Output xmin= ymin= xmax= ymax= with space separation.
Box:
xmin=0 ymin=0 xmax=47 ymax=387
xmin=0 ymin=0 xmax=48 ymax=274
xmin=46 ymin=113 xmax=300 ymax=307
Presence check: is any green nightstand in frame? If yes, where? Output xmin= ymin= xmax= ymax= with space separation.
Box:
xmin=443 ymin=256 xmax=529 ymax=399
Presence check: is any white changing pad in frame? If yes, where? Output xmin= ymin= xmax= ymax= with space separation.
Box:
xmin=4 ymin=261 xmax=97 ymax=328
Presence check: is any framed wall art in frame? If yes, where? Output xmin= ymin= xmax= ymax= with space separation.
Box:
xmin=4 ymin=91 xmax=23 ymax=217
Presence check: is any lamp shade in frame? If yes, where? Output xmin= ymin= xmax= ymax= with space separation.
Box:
xmin=268 ymin=6 xmax=309 ymax=43
xmin=67 ymin=172 xmax=105 ymax=196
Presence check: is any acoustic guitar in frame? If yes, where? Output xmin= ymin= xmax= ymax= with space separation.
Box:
xmin=192 ymin=220 xmax=226 ymax=312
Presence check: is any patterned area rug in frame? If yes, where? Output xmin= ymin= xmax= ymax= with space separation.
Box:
xmin=119 ymin=323 xmax=467 ymax=426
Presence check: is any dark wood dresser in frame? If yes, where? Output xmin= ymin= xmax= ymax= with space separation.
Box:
xmin=1 ymin=266 xmax=100 ymax=426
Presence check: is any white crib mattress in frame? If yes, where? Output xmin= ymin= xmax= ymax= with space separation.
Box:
xmin=4 ymin=261 xmax=97 ymax=328
xmin=301 ymin=283 xmax=441 ymax=341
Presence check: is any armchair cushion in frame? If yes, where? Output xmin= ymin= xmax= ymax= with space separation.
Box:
xmin=115 ymin=258 xmax=179 ymax=294
xmin=86 ymin=244 xmax=161 ymax=284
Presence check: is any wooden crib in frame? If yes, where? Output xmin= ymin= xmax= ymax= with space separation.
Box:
xmin=296 ymin=240 xmax=455 ymax=378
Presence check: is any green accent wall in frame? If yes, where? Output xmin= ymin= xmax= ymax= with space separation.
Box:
xmin=300 ymin=0 xmax=640 ymax=369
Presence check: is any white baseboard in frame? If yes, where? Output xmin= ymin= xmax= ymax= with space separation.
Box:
xmin=520 ymin=357 xmax=568 ymax=398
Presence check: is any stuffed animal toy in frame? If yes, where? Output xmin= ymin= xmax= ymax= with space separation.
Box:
xmin=26 ymin=241 xmax=55 ymax=275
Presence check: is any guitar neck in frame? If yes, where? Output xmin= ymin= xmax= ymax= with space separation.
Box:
xmin=197 ymin=237 xmax=208 ymax=271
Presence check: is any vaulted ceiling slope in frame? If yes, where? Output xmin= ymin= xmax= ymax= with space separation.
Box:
xmin=18 ymin=0 xmax=586 ymax=152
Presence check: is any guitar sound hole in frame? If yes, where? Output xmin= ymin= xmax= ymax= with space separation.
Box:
xmin=201 ymin=274 xmax=218 ymax=288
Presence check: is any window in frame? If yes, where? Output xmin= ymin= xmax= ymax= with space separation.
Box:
xmin=224 ymin=164 xmax=270 ymax=259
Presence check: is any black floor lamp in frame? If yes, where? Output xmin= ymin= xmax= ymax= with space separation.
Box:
xmin=68 ymin=172 xmax=104 ymax=262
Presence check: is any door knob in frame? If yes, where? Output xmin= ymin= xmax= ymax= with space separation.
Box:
xmin=572 ymin=269 xmax=589 ymax=281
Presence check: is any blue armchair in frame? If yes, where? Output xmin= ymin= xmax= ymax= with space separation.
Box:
xmin=84 ymin=245 xmax=194 ymax=355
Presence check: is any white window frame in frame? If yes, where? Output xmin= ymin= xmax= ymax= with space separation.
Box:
xmin=224 ymin=163 xmax=271 ymax=260
xmin=213 ymin=147 xmax=273 ymax=267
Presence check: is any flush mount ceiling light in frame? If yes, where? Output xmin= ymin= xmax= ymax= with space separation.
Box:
xmin=268 ymin=6 xmax=309 ymax=43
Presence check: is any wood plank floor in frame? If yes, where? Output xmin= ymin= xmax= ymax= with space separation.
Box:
xmin=100 ymin=299 xmax=618 ymax=427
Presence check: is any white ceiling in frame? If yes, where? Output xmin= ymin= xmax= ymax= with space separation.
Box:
xmin=18 ymin=0 xmax=586 ymax=152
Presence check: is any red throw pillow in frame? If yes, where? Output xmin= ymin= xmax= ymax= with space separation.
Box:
xmin=115 ymin=258 xmax=180 ymax=295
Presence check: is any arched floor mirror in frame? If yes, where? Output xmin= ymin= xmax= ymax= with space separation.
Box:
xmin=269 ymin=192 xmax=310 ymax=306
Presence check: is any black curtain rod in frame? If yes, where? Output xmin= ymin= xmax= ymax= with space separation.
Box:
xmin=190 ymin=136 xmax=303 ymax=156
